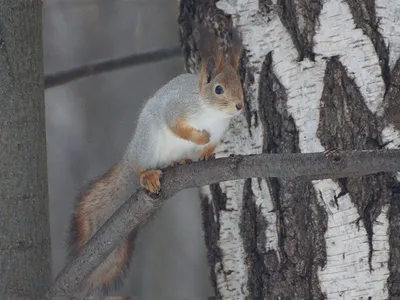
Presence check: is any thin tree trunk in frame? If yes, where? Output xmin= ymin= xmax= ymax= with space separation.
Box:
xmin=0 ymin=0 xmax=51 ymax=298
xmin=179 ymin=0 xmax=400 ymax=299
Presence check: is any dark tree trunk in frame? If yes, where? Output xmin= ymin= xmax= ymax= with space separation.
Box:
xmin=179 ymin=0 xmax=400 ymax=299
xmin=0 ymin=1 xmax=51 ymax=298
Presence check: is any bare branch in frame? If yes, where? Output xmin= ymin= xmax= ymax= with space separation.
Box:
xmin=44 ymin=45 xmax=182 ymax=89
xmin=49 ymin=150 xmax=400 ymax=296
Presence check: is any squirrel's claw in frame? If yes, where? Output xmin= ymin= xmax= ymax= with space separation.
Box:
xmin=198 ymin=142 xmax=218 ymax=161
xmin=199 ymin=152 xmax=216 ymax=161
xmin=140 ymin=169 xmax=162 ymax=194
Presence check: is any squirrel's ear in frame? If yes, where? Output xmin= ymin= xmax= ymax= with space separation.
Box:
xmin=229 ymin=27 xmax=243 ymax=71
xmin=203 ymin=56 xmax=223 ymax=83
xmin=195 ymin=24 xmax=223 ymax=86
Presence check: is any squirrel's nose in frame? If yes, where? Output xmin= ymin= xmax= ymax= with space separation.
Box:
xmin=236 ymin=103 xmax=243 ymax=111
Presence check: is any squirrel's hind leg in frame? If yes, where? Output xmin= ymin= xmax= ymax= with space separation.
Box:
xmin=137 ymin=167 xmax=162 ymax=194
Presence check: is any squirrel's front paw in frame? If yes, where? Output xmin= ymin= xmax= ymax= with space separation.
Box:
xmin=191 ymin=129 xmax=210 ymax=145
xmin=139 ymin=169 xmax=162 ymax=194
xmin=198 ymin=141 xmax=218 ymax=161
xmin=199 ymin=152 xmax=216 ymax=161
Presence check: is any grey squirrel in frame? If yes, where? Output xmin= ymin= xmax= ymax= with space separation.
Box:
xmin=68 ymin=24 xmax=244 ymax=296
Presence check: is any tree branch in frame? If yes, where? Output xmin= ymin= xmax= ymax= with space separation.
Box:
xmin=49 ymin=150 xmax=400 ymax=296
xmin=44 ymin=45 xmax=182 ymax=89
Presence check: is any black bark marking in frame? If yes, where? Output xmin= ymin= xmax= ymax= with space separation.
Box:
xmin=257 ymin=51 xmax=327 ymax=299
xmin=276 ymin=0 xmax=322 ymax=61
xmin=178 ymin=0 xmax=198 ymax=73
xmin=384 ymin=58 xmax=400 ymax=131
xmin=318 ymin=57 xmax=391 ymax=270
xmin=178 ymin=0 xmax=238 ymax=74
xmin=180 ymin=1 xmax=396 ymax=299
xmin=240 ymin=178 xmax=267 ymax=298
xmin=239 ymin=53 xmax=257 ymax=137
xmin=259 ymin=52 xmax=300 ymax=154
xmin=334 ymin=178 xmax=349 ymax=209
xmin=345 ymin=0 xmax=391 ymax=87
xmin=388 ymin=180 xmax=400 ymax=298
xmin=259 ymin=0 xmax=274 ymax=14
xmin=385 ymin=58 xmax=400 ymax=300
xmin=201 ymin=184 xmax=228 ymax=300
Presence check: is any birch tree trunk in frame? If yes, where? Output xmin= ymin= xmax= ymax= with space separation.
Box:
xmin=0 ymin=1 xmax=51 ymax=297
xmin=179 ymin=0 xmax=400 ymax=298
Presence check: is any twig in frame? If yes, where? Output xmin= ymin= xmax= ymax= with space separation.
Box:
xmin=49 ymin=150 xmax=400 ymax=296
xmin=44 ymin=45 xmax=182 ymax=89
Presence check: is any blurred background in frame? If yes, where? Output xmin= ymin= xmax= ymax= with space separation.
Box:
xmin=42 ymin=0 xmax=213 ymax=297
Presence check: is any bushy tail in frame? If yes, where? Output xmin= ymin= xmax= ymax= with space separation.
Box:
xmin=68 ymin=163 xmax=137 ymax=296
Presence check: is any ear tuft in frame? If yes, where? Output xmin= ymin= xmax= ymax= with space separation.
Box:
xmin=194 ymin=23 xmax=223 ymax=90
xmin=194 ymin=24 xmax=217 ymax=59
xmin=205 ymin=57 xmax=216 ymax=83
xmin=230 ymin=27 xmax=243 ymax=71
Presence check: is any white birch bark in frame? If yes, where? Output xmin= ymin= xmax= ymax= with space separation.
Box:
xmin=179 ymin=0 xmax=400 ymax=299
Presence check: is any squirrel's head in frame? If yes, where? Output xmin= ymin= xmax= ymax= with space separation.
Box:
xmin=195 ymin=25 xmax=244 ymax=118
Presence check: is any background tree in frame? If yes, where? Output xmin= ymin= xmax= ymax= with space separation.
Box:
xmin=179 ymin=0 xmax=400 ymax=298
xmin=0 ymin=0 xmax=51 ymax=298
xmin=42 ymin=1 xmax=211 ymax=298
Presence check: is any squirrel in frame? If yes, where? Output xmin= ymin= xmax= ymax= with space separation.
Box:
xmin=68 ymin=24 xmax=244 ymax=296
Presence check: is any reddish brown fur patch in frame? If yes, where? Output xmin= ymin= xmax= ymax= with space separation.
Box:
xmin=99 ymin=242 xmax=131 ymax=287
xmin=198 ymin=69 xmax=206 ymax=93
xmin=69 ymin=163 xmax=135 ymax=293
xmin=198 ymin=55 xmax=224 ymax=93
xmin=73 ymin=163 xmax=122 ymax=249
xmin=218 ymin=67 xmax=244 ymax=103
xmin=139 ymin=169 xmax=162 ymax=193
xmin=215 ymin=55 xmax=224 ymax=74
xmin=230 ymin=52 xmax=241 ymax=71
xmin=169 ymin=119 xmax=210 ymax=145
xmin=229 ymin=27 xmax=243 ymax=71
xmin=199 ymin=141 xmax=219 ymax=160
xmin=74 ymin=212 xmax=90 ymax=249
xmin=196 ymin=24 xmax=224 ymax=92
xmin=229 ymin=46 xmax=242 ymax=71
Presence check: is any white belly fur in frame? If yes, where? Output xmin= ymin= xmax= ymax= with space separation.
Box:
xmin=154 ymin=109 xmax=230 ymax=169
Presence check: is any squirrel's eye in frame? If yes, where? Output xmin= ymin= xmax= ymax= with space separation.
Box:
xmin=215 ymin=85 xmax=224 ymax=95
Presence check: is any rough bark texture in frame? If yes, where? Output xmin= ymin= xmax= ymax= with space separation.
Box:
xmin=179 ymin=0 xmax=400 ymax=299
xmin=0 ymin=1 xmax=51 ymax=298
xmin=386 ymin=59 xmax=400 ymax=298
xmin=258 ymin=52 xmax=327 ymax=299
xmin=385 ymin=59 xmax=400 ymax=130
